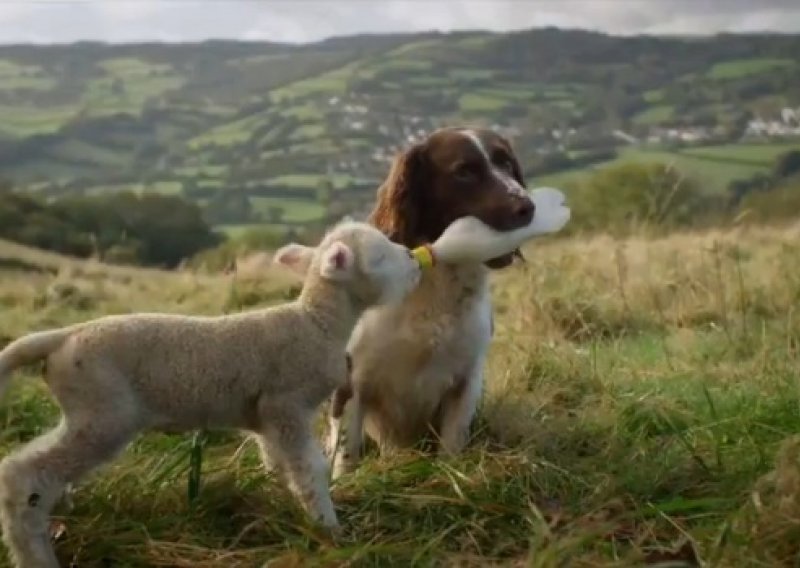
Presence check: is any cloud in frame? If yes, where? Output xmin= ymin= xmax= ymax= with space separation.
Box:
xmin=0 ymin=0 xmax=798 ymax=44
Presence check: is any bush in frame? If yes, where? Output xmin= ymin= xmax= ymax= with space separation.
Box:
xmin=738 ymin=179 xmax=800 ymax=224
xmin=568 ymin=161 xmax=719 ymax=235
xmin=187 ymin=225 xmax=290 ymax=273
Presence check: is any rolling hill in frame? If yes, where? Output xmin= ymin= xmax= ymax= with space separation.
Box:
xmin=1 ymin=28 xmax=799 ymax=235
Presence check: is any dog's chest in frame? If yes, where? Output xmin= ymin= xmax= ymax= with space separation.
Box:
xmin=351 ymin=265 xmax=491 ymax=380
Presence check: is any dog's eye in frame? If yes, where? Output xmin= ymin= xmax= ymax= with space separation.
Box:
xmin=496 ymin=157 xmax=515 ymax=174
xmin=454 ymin=163 xmax=479 ymax=182
xmin=491 ymin=151 xmax=515 ymax=175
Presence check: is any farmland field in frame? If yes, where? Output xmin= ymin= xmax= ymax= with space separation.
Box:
xmin=708 ymin=57 xmax=797 ymax=80
xmin=680 ymin=142 xmax=800 ymax=165
xmin=535 ymin=142 xmax=799 ymax=193
xmin=0 ymin=105 xmax=76 ymax=137
xmin=250 ymin=196 xmax=325 ymax=223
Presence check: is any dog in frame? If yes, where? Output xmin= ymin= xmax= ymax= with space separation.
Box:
xmin=326 ymin=126 xmax=535 ymax=476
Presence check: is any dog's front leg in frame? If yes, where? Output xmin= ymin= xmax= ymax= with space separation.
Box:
xmin=437 ymin=363 xmax=484 ymax=456
xmin=331 ymin=393 xmax=365 ymax=480
xmin=325 ymin=383 xmax=352 ymax=460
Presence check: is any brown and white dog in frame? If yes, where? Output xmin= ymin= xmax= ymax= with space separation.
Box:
xmin=325 ymin=126 xmax=535 ymax=477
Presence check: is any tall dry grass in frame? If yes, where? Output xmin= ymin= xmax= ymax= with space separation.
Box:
xmin=0 ymin=223 xmax=798 ymax=566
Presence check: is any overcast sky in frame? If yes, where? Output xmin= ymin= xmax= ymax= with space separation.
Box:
xmin=1 ymin=0 xmax=799 ymax=45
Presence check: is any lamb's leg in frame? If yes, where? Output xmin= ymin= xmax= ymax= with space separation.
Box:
xmin=437 ymin=368 xmax=484 ymax=456
xmin=331 ymin=393 xmax=365 ymax=480
xmin=256 ymin=412 xmax=339 ymax=532
xmin=0 ymin=416 xmax=134 ymax=568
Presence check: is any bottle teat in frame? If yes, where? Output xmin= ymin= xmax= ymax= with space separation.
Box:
xmin=411 ymin=245 xmax=436 ymax=269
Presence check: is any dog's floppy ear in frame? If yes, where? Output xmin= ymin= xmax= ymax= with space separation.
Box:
xmin=273 ymin=243 xmax=315 ymax=276
xmin=369 ymin=143 xmax=426 ymax=246
xmin=319 ymin=240 xmax=355 ymax=281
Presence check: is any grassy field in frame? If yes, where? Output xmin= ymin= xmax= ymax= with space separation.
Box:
xmin=1 ymin=219 xmax=800 ymax=566
xmin=0 ymin=105 xmax=76 ymax=138
xmin=250 ymin=196 xmax=326 ymax=223
xmin=632 ymin=105 xmax=675 ymax=125
xmin=708 ymin=58 xmax=797 ymax=80
xmin=535 ymin=142 xmax=799 ymax=193
xmin=0 ymin=60 xmax=54 ymax=92
xmin=680 ymin=142 xmax=800 ymax=165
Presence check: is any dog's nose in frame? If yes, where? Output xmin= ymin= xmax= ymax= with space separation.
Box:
xmin=513 ymin=199 xmax=535 ymax=225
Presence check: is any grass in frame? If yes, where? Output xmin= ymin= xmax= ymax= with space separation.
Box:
xmin=282 ymin=104 xmax=324 ymax=121
xmin=269 ymin=68 xmax=351 ymax=102
xmin=174 ymin=165 xmax=229 ymax=178
xmin=215 ymin=223 xmax=299 ymax=239
xmin=266 ymin=173 xmax=354 ymax=189
xmin=188 ymin=112 xmax=269 ymax=149
xmin=708 ymin=58 xmax=797 ymax=80
xmin=459 ymin=92 xmax=509 ymax=112
xmin=620 ymin=148 xmax=763 ymax=192
xmin=80 ymin=58 xmax=184 ymax=116
xmin=535 ymin=143 xmax=792 ymax=194
xmin=48 ymin=139 xmax=131 ymax=169
xmin=249 ymin=197 xmax=325 ymax=223
xmin=449 ymin=68 xmax=494 ymax=81
xmin=97 ymin=57 xmax=173 ymax=77
xmin=633 ymin=105 xmax=675 ymax=125
xmin=643 ymin=89 xmax=664 ymax=103
xmin=2 ymin=221 xmax=800 ymax=565
xmin=0 ymin=60 xmax=55 ymax=92
xmin=84 ymin=181 xmax=184 ymax=197
xmin=0 ymin=105 xmax=75 ymax=137
xmin=680 ymin=142 xmax=800 ymax=166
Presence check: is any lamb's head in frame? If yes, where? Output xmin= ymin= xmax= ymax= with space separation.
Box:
xmin=274 ymin=221 xmax=421 ymax=308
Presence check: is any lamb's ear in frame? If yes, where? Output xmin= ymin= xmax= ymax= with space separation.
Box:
xmin=319 ymin=240 xmax=355 ymax=281
xmin=273 ymin=243 xmax=315 ymax=276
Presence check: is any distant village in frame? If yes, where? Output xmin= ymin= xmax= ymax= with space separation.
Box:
xmin=645 ymin=108 xmax=800 ymax=145
xmin=325 ymin=92 xmax=800 ymax=180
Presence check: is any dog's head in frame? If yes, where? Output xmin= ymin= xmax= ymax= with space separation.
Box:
xmin=369 ymin=126 xmax=534 ymax=269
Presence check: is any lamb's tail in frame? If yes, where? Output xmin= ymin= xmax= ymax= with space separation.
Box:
xmin=0 ymin=327 xmax=74 ymax=401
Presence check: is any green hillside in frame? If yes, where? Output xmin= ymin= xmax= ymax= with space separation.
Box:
xmin=1 ymin=29 xmax=799 ymax=234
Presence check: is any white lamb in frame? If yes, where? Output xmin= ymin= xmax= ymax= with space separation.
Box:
xmin=0 ymin=220 xmax=421 ymax=568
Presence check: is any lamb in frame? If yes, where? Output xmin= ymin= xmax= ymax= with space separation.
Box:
xmin=0 ymin=220 xmax=421 ymax=568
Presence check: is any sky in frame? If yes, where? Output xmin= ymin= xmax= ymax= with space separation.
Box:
xmin=1 ymin=0 xmax=799 ymax=45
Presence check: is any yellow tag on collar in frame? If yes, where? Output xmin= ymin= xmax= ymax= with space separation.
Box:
xmin=411 ymin=245 xmax=436 ymax=269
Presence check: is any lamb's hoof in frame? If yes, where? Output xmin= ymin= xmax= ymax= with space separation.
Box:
xmin=325 ymin=522 xmax=344 ymax=543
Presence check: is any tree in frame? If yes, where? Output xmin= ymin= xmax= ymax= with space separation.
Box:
xmin=772 ymin=150 xmax=800 ymax=181
xmin=203 ymin=190 xmax=254 ymax=225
